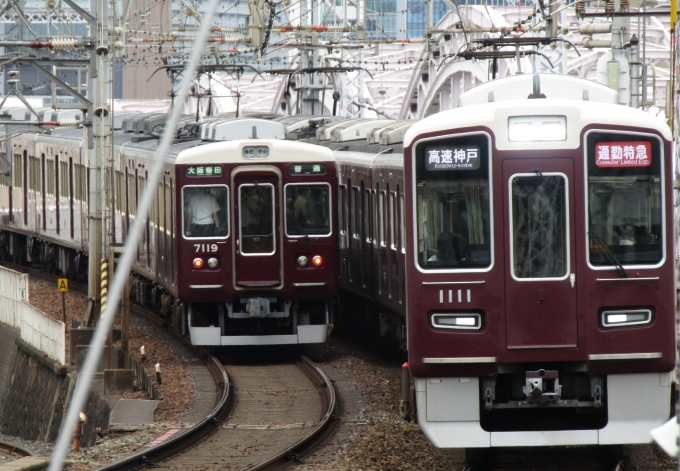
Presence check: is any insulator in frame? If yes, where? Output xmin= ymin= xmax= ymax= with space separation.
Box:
xmin=575 ymin=1 xmax=585 ymax=18
xmin=605 ymin=0 xmax=615 ymax=13
xmin=57 ymin=119 xmax=78 ymax=128
xmin=52 ymin=37 xmax=77 ymax=51
xmin=620 ymin=0 xmax=629 ymax=10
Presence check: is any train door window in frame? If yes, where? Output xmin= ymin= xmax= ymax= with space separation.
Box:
xmin=165 ymin=182 xmax=172 ymax=235
xmin=46 ymin=159 xmax=55 ymax=196
xmin=239 ymin=184 xmax=273 ymax=253
xmin=351 ymin=186 xmax=360 ymax=239
xmin=414 ymin=133 xmax=492 ymax=270
xmin=183 ymin=185 xmax=228 ymax=239
xmin=338 ymin=184 xmax=347 ymax=235
xmin=157 ymin=183 xmax=164 ymax=231
xmin=138 ymin=175 xmax=146 ymax=219
xmin=586 ymin=133 xmax=663 ymax=266
xmin=127 ymin=172 xmax=136 ymax=217
xmin=400 ymin=193 xmax=406 ymax=253
xmin=510 ymin=174 xmax=568 ymax=279
xmin=284 ymin=183 xmax=331 ymax=237
xmin=390 ymin=191 xmax=397 ymax=250
xmin=29 ymin=157 xmax=40 ymax=193
xmin=364 ymin=188 xmax=372 ymax=243
xmin=59 ymin=161 xmax=68 ymax=198
xmin=115 ymin=171 xmax=124 ymax=213
xmin=379 ymin=189 xmax=387 ymax=247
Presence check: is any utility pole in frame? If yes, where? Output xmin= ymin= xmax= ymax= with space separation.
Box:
xmin=83 ymin=0 xmax=112 ymax=326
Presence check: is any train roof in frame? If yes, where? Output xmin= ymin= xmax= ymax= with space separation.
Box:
xmin=175 ymin=138 xmax=335 ymax=164
xmin=404 ymin=97 xmax=672 ymax=149
xmin=458 ymin=74 xmax=619 ymax=106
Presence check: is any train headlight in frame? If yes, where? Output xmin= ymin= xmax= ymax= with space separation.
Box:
xmin=312 ymin=255 xmax=323 ymax=267
xmin=508 ymin=115 xmax=567 ymax=142
xmin=297 ymin=255 xmax=308 ymax=267
xmin=601 ymin=309 xmax=652 ymax=328
xmin=207 ymin=258 xmax=218 ymax=269
xmin=431 ymin=313 xmax=482 ymax=330
xmin=193 ymin=258 xmax=204 ymax=269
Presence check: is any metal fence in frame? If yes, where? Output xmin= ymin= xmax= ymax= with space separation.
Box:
xmin=0 ymin=265 xmax=65 ymax=365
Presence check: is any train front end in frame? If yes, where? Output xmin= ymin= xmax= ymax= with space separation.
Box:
xmin=175 ymin=139 xmax=338 ymax=346
xmin=404 ymin=76 xmax=675 ymax=449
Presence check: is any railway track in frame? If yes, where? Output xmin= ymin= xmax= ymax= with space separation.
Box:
xmin=12 ymin=262 xmax=337 ymax=470
xmin=463 ymin=445 xmax=625 ymax=471
xmin=0 ymin=440 xmax=33 ymax=460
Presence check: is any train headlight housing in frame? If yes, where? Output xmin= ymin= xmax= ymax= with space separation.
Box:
xmin=431 ymin=313 xmax=482 ymax=330
xmin=297 ymin=255 xmax=308 ymax=267
xmin=312 ymin=255 xmax=323 ymax=267
xmin=508 ymin=115 xmax=567 ymax=142
xmin=207 ymin=257 xmax=218 ymax=269
xmin=193 ymin=258 xmax=204 ymax=269
xmin=601 ymin=309 xmax=652 ymax=328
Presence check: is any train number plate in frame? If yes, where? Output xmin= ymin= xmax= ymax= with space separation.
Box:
xmin=194 ymin=244 xmax=218 ymax=253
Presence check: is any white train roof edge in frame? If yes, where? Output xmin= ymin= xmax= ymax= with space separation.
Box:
xmin=404 ymin=99 xmax=671 ymax=151
xmin=176 ymin=138 xmax=335 ymax=165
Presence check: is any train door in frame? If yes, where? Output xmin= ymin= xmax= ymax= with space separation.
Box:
xmin=503 ymin=158 xmax=577 ymax=349
xmin=233 ymin=169 xmax=282 ymax=287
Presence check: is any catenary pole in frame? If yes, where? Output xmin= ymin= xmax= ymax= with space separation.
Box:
xmin=47 ymin=0 xmax=221 ymax=465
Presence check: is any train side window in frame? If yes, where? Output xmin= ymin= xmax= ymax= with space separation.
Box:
xmin=338 ymin=185 xmax=347 ymax=235
xmin=511 ymin=174 xmax=568 ymax=279
xmin=284 ymin=183 xmax=331 ymax=237
xmin=165 ymin=182 xmax=172 ymax=235
xmin=12 ymin=154 xmax=22 ymax=188
xmin=586 ymin=133 xmax=663 ymax=266
xmin=414 ymin=133 xmax=492 ymax=270
xmin=183 ymin=185 xmax=228 ymax=239
xmin=390 ymin=191 xmax=397 ymax=250
xmin=59 ymin=161 xmax=68 ymax=198
xmin=379 ymin=190 xmax=387 ymax=248
xmin=364 ymin=188 xmax=372 ymax=243
xmin=351 ymin=186 xmax=360 ymax=239
xmin=46 ymin=160 xmax=55 ymax=196
xmin=157 ymin=182 xmax=164 ymax=231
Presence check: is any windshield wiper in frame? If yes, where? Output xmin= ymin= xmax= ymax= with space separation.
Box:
xmin=287 ymin=208 xmax=309 ymax=240
xmin=588 ymin=231 xmax=628 ymax=277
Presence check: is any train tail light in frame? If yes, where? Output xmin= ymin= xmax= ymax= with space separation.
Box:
xmin=193 ymin=258 xmax=204 ymax=269
xmin=312 ymin=255 xmax=323 ymax=267
xmin=601 ymin=309 xmax=651 ymax=327
xmin=431 ymin=313 xmax=482 ymax=330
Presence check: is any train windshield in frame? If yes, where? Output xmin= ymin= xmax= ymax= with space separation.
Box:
xmin=182 ymin=186 xmax=228 ymax=238
xmin=586 ymin=132 xmax=663 ymax=266
xmin=285 ymin=184 xmax=331 ymax=237
xmin=414 ymin=134 xmax=492 ymax=270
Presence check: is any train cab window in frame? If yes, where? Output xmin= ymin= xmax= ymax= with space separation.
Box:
xmin=415 ymin=133 xmax=492 ymax=270
xmin=239 ymin=184 xmax=274 ymax=254
xmin=183 ymin=185 xmax=228 ymax=239
xmin=586 ymin=132 xmax=663 ymax=266
xmin=511 ymin=174 xmax=568 ymax=279
xmin=285 ymin=183 xmax=331 ymax=237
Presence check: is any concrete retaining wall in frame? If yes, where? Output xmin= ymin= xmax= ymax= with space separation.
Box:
xmin=0 ymin=327 xmax=111 ymax=446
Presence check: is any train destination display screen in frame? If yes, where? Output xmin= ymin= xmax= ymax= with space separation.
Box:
xmin=424 ymin=145 xmax=480 ymax=171
xmin=595 ymin=141 xmax=651 ymax=168
xmin=186 ymin=165 xmax=224 ymax=177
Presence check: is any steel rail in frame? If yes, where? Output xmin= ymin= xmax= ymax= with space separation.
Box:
xmin=94 ymin=354 xmax=231 ymax=471
xmin=0 ymin=441 xmax=33 ymax=457
xmin=246 ymin=355 xmax=337 ymax=471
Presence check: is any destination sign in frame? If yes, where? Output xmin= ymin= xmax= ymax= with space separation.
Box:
xmin=290 ymin=163 xmax=326 ymax=175
xmin=424 ymin=145 xmax=481 ymax=171
xmin=595 ymin=141 xmax=651 ymax=168
xmin=186 ymin=165 xmax=224 ymax=177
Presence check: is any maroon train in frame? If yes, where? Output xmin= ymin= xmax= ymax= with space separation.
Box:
xmin=0 ymin=115 xmax=337 ymax=346
xmin=328 ymin=75 xmax=676 ymax=455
